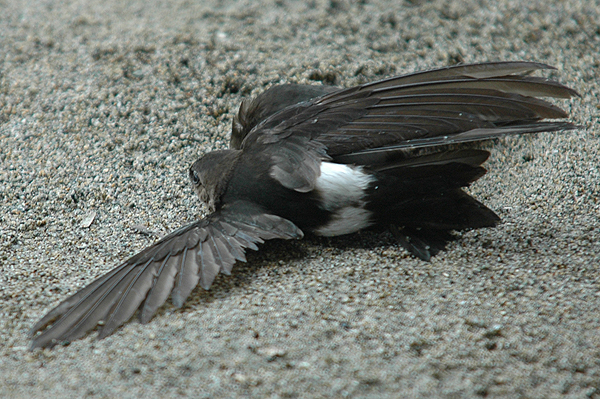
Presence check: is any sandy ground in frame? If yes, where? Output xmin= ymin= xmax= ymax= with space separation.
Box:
xmin=1 ymin=0 xmax=599 ymax=397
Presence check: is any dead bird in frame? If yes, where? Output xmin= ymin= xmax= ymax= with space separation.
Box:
xmin=30 ymin=61 xmax=578 ymax=349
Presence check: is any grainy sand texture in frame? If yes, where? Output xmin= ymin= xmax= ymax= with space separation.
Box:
xmin=1 ymin=0 xmax=599 ymax=398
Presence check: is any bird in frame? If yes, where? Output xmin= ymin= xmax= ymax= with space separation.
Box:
xmin=29 ymin=61 xmax=578 ymax=349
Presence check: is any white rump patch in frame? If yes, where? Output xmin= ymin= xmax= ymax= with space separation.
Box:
xmin=314 ymin=162 xmax=375 ymax=236
xmin=314 ymin=207 xmax=373 ymax=236
xmin=315 ymin=163 xmax=375 ymax=211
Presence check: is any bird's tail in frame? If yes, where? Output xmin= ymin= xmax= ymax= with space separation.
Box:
xmin=365 ymin=149 xmax=500 ymax=259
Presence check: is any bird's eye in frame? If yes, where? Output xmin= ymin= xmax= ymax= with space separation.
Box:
xmin=189 ymin=169 xmax=201 ymax=185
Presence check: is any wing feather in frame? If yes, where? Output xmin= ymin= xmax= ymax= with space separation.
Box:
xmin=239 ymin=62 xmax=576 ymax=172
xmin=172 ymin=247 xmax=199 ymax=308
xmin=30 ymin=201 xmax=303 ymax=349
xmin=140 ymin=255 xmax=179 ymax=324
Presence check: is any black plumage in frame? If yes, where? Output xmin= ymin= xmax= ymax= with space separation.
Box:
xmin=30 ymin=61 xmax=577 ymax=349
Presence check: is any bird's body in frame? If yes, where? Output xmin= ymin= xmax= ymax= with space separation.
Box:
xmin=30 ymin=61 xmax=578 ymax=349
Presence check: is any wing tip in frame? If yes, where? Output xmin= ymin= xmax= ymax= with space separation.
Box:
xmin=29 ymin=332 xmax=69 ymax=351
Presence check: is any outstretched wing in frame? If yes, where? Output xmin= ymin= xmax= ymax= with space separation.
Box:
xmin=238 ymin=62 xmax=577 ymax=183
xmin=30 ymin=201 xmax=303 ymax=349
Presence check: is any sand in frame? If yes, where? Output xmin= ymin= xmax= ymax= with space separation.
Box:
xmin=1 ymin=0 xmax=599 ymax=397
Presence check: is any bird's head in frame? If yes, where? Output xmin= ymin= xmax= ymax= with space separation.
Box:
xmin=189 ymin=149 xmax=241 ymax=213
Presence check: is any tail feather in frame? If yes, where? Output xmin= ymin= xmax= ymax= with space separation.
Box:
xmin=367 ymin=149 xmax=500 ymax=250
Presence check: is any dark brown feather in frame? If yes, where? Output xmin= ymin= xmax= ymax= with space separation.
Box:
xmin=232 ymin=84 xmax=339 ymax=149
xmin=236 ymin=61 xmax=576 ymax=192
